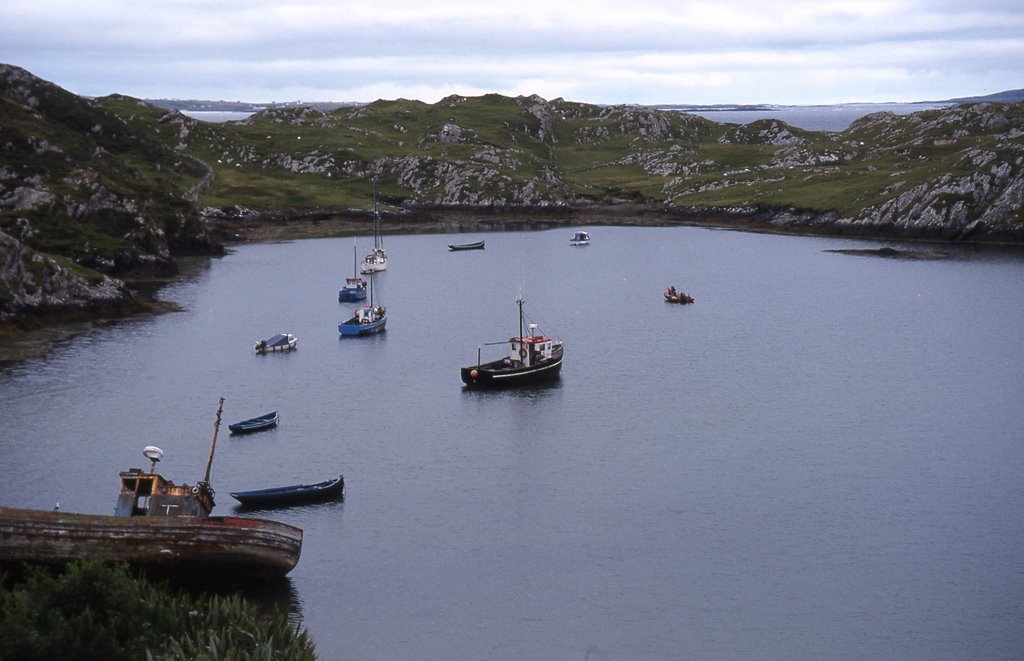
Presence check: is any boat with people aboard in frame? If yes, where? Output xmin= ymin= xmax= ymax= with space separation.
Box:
xmin=339 ymin=240 xmax=367 ymax=301
xmin=448 ymin=240 xmax=485 ymax=251
xmin=339 ymin=304 xmax=387 ymax=335
xmin=254 ymin=333 xmax=297 ymax=354
xmin=664 ymin=286 xmax=695 ymax=304
xmin=339 ymin=274 xmax=387 ymax=336
xmin=461 ymin=295 xmax=564 ymax=388
xmin=0 ymin=399 xmax=302 ymax=579
xmin=228 ymin=410 xmax=279 ymax=434
xmin=570 ymin=231 xmax=591 ymax=246
xmin=230 ymin=476 xmax=345 ymax=508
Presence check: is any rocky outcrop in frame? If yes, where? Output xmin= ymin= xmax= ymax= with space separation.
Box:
xmin=0 ymin=231 xmax=131 ymax=323
xmin=0 ymin=63 xmax=225 ymax=325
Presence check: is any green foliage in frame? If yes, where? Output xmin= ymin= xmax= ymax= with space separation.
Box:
xmin=0 ymin=69 xmax=212 ymax=269
xmin=0 ymin=561 xmax=317 ymax=661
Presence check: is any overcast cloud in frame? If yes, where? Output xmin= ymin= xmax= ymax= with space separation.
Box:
xmin=1 ymin=0 xmax=1021 ymax=105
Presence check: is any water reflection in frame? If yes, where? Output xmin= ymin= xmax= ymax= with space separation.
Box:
xmin=231 ymin=498 xmax=346 ymax=517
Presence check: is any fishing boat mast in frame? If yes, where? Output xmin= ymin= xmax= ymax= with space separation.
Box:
xmin=516 ymin=294 xmax=524 ymax=341
xmin=201 ymin=397 xmax=225 ymax=487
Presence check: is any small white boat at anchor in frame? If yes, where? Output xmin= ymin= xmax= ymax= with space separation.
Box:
xmin=570 ymin=231 xmax=591 ymax=246
xmin=254 ymin=333 xmax=297 ymax=354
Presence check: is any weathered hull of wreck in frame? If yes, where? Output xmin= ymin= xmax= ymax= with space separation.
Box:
xmin=0 ymin=506 xmax=302 ymax=578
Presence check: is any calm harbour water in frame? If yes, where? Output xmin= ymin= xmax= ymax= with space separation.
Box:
xmin=2 ymin=225 xmax=1023 ymax=659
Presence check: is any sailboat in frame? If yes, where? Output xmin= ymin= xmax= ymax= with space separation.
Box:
xmin=338 ymin=272 xmax=387 ymax=336
xmin=360 ymin=185 xmax=387 ymax=274
xmin=461 ymin=295 xmax=564 ymax=388
xmin=339 ymin=240 xmax=367 ymax=302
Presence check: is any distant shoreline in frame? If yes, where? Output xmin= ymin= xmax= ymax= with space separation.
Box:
xmin=179 ymin=101 xmax=959 ymax=132
xmin=207 ymin=204 xmax=1024 ymax=247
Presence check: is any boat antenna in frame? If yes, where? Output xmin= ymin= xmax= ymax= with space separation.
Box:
xmin=202 ymin=397 xmax=224 ymax=486
xmin=516 ymin=294 xmax=524 ymax=340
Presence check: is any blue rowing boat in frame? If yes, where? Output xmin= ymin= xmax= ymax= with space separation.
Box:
xmin=229 ymin=476 xmax=345 ymax=507
xmin=228 ymin=411 xmax=279 ymax=434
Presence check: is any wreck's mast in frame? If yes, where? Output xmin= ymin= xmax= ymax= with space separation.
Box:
xmin=202 ymin=397 xmax=225 ymax=485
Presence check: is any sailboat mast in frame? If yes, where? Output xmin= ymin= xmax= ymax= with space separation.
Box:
xmin=372 ymin=180 xmax=380 ymax=250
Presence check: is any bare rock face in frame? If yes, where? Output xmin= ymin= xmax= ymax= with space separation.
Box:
xmin=847 ymin=106 xmax=1024 ymax=242
xmin=0 ymin=231 xmax=131 ymax=323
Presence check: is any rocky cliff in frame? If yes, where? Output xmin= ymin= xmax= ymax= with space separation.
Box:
xmin=0 ymin=65 xmax=219 ymax=272
xmin=0 ymin=230 xmax=132 ymax=324
xmin=0 ymin=64 xmax=221 ymax=325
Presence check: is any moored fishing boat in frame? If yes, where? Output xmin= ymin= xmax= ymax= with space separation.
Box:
xmin=461 ymin=295 xmax=564 ymax=388
xmin=0 ymin=399 xmax=302 ymax=578
xmin=570 ymin=231 xmax=591 ymax=246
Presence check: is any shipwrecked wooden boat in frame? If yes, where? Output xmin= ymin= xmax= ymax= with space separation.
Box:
xmin=0 ymin=399 xmax=302 ymax=578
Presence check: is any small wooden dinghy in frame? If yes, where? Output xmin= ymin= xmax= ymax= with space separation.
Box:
xmin=448 ymin=240 xmax=485 ymax=251
xmin=228 ymin=411 xmax=279 ymax=434
xmin=230 ymin=476 xmax=345 ymax=508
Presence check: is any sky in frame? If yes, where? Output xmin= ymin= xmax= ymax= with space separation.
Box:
xmin=1 ymin=0 xmax=1022 ymax=106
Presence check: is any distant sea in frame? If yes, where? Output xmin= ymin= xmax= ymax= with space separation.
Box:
xmin=183 ymin=102 xmax=953 ymax=132
xmin=683 ymin=102 xmax=952 ymax=131
xmin=180 ymin=110 xmax=254 ymax=123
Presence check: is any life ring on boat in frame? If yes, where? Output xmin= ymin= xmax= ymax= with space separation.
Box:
xmin=191 ymin=486 xmax=200 ymax=494
xmin=519 ymin=348 xmax=527 ymax=359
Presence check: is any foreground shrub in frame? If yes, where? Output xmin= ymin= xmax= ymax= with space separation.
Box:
xmin=0 ymin=561 xmax=316 ymax=661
